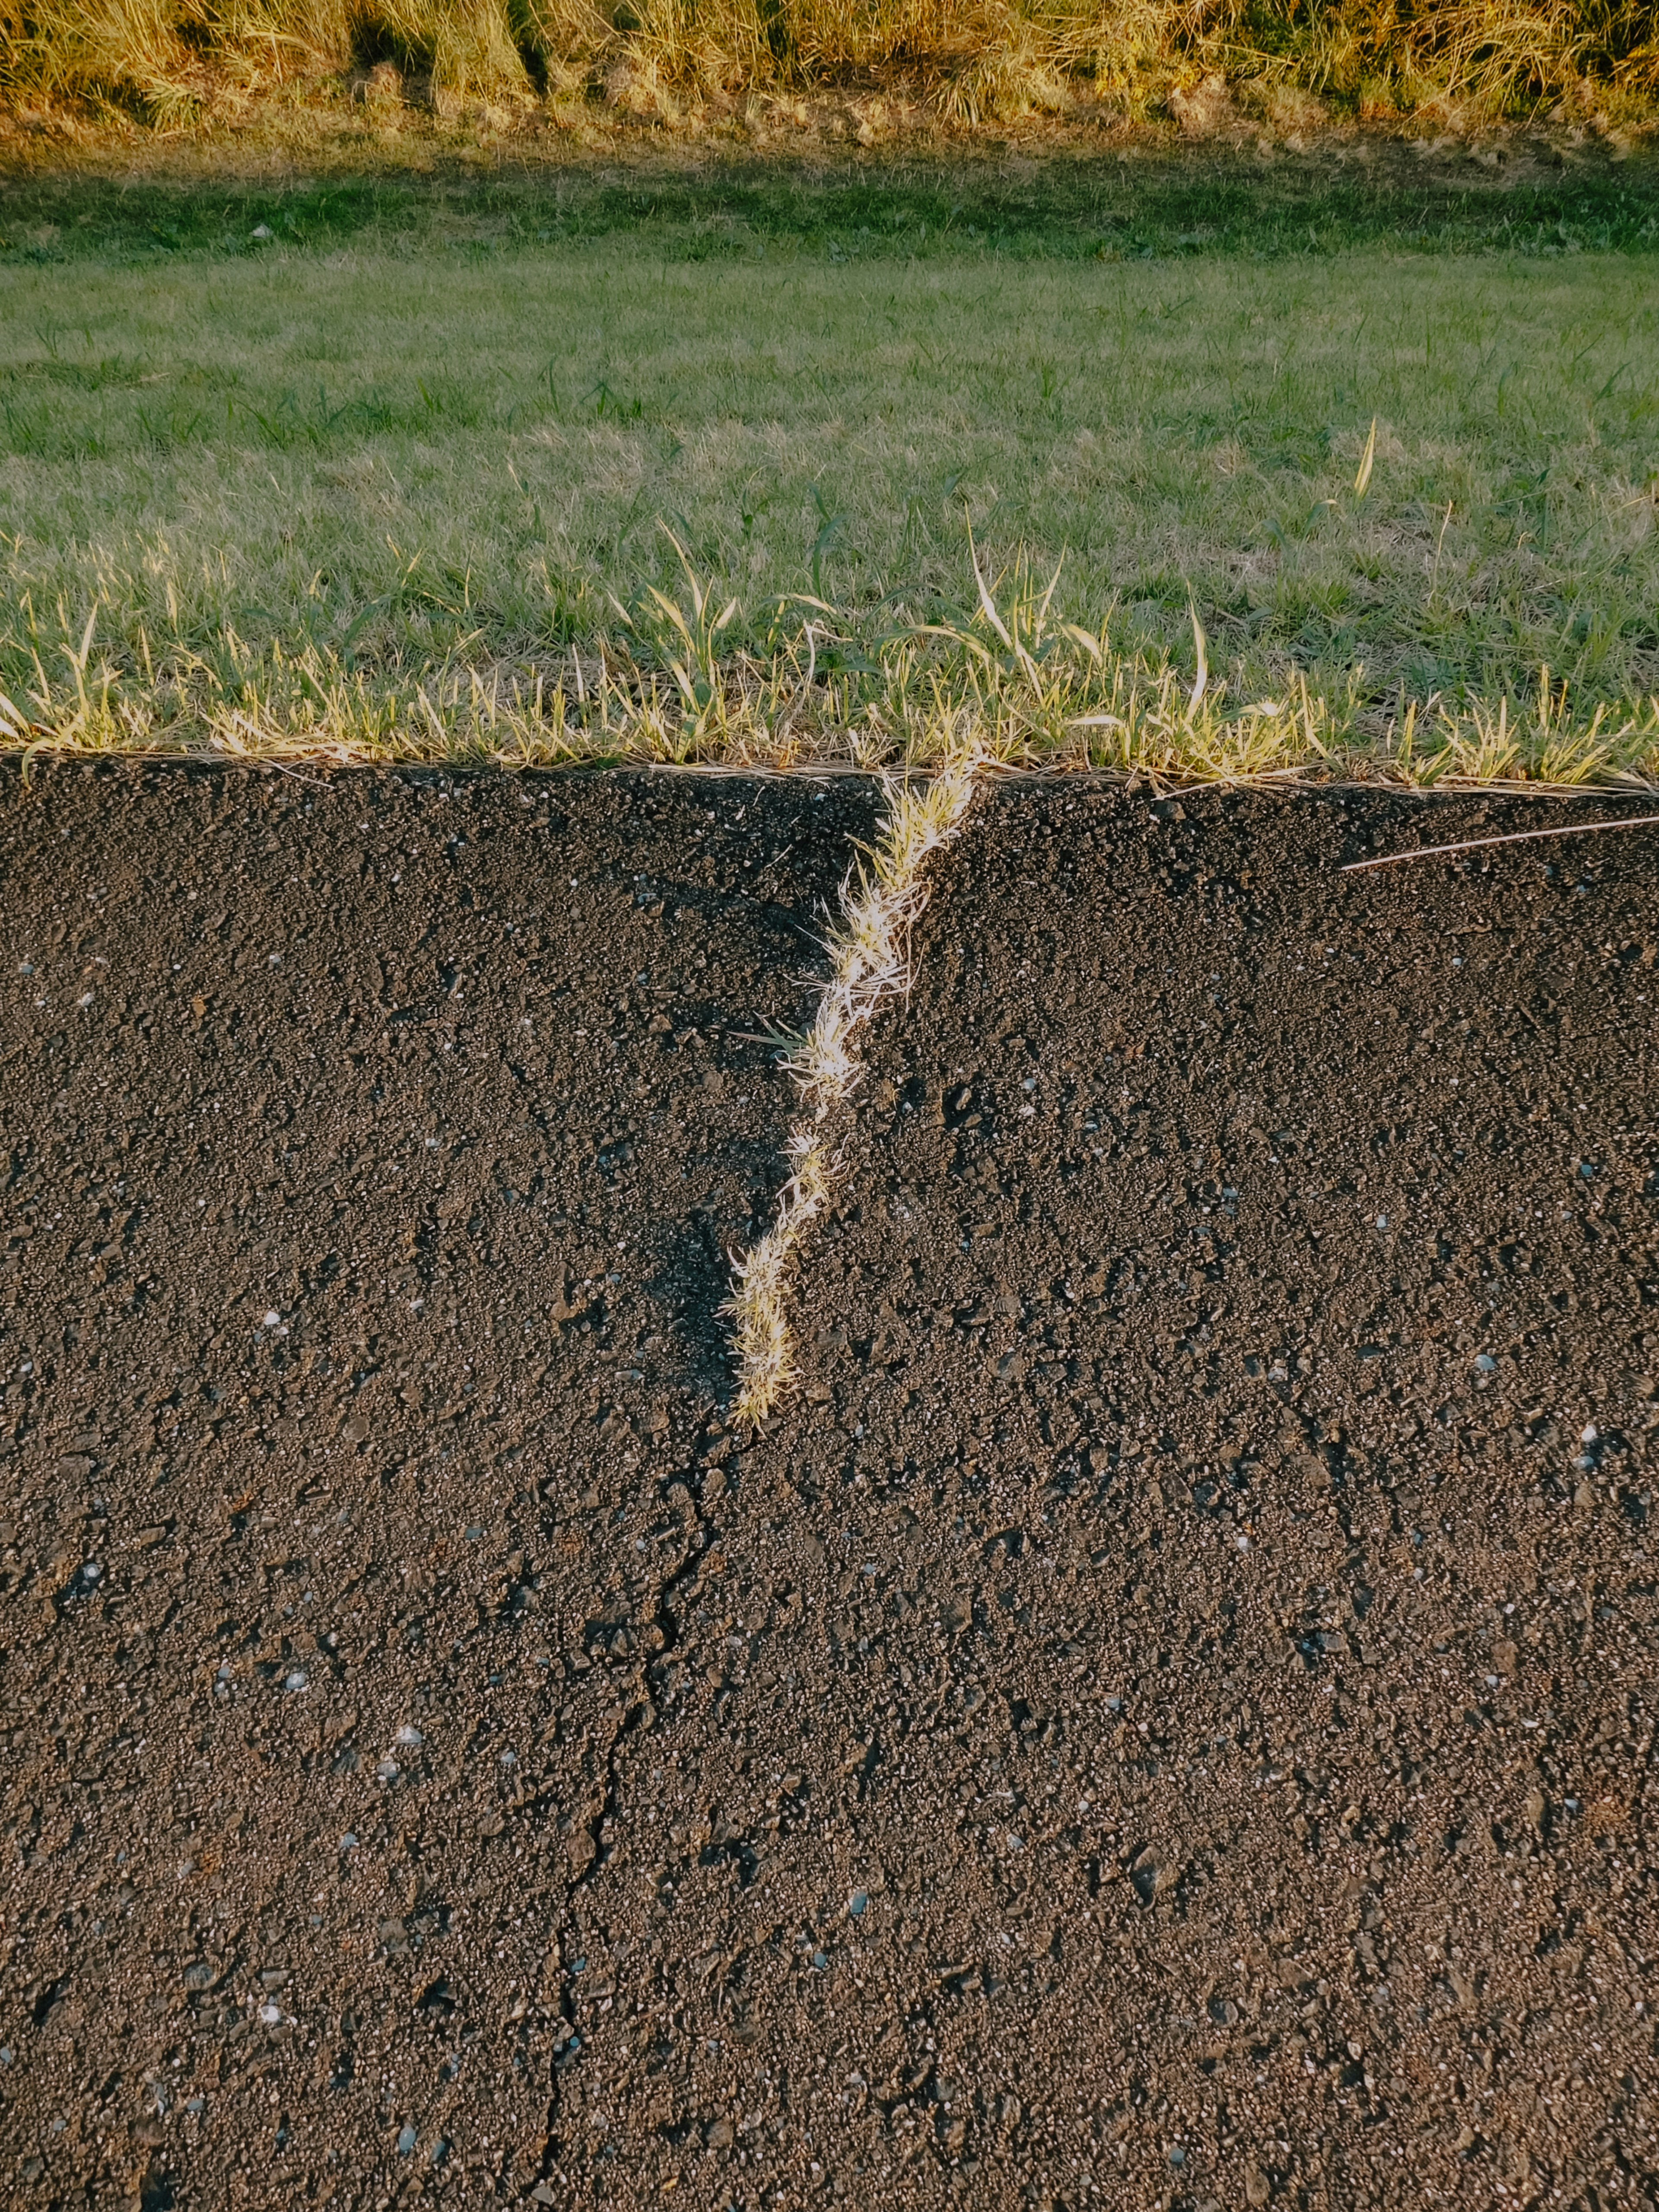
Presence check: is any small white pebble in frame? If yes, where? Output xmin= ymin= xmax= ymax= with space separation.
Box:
xmin=285 ymin=1670 xmax=307 ymax=1693
xmin=263 ymin=1310 xmax=281 ymax=1328
xmin=1581 ymin=1424 xmax=1598 ymax=1443
xmin=396 ymin=1726 xmax=423 ymax=1747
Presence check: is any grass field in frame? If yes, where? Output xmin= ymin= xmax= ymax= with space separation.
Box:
xmin=2 ymin=162 xmax=1657 ymax=779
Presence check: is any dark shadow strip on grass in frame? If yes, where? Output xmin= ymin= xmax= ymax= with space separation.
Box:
xmin=3 ymin=151 xmax=1658 ymax=267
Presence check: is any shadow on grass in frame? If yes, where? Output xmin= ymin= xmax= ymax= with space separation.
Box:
xmin=3 ymin=146 xmax=1657 ymax=266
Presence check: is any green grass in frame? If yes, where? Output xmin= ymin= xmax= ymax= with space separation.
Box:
xmin=6 ymin=156 xmax=1659 ymax=266
xmin=2 ymin=172 xmax=1657 ymax=779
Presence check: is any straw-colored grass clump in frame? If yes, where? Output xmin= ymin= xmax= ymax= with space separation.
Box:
xmin=724 ymin=745 xmax=981 ymax=1427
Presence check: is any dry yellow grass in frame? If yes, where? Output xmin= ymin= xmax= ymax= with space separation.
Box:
xmin=724 ymin=742 xmax=982 ymax=1427
xmin=4 ymin=0 xmax=1656 ymax=123
xmin=8 ymin=601 xmax=1656 ymax=793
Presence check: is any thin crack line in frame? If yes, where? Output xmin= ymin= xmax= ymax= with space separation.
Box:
xmin=529 ymin=1428 xmax=723 ymax=2196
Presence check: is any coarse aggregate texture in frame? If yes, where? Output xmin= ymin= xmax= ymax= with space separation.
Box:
xmin=0 ymin=758 xmax=878 ymax=2207
xmin=2 ymin=766 xmax=1657 ymax=2212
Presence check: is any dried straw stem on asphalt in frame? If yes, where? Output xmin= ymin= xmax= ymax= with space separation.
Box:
xmin=726 ymin=748 xmax=981 ymax=1427
xmin=1342 ymin=809 xmax=1659 ymax=870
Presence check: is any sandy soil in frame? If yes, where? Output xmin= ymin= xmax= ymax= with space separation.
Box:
xmin=1 ymin=764 xmax=1655 ymax=2211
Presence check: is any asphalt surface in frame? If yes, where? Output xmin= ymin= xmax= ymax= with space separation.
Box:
xmin=1 ymin=764 xmax=1655 ymax=2212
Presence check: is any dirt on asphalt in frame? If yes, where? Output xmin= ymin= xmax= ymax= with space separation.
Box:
xmin=1 ymin=765 xmax=1656 ymax=2212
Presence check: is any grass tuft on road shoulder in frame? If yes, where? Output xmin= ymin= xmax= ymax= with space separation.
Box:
xmin=7 ymin=556 xmax=1657 ymax=791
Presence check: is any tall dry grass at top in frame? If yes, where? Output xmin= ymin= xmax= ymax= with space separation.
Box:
xmin=2 ymin=0 xmax=1656 ymax=122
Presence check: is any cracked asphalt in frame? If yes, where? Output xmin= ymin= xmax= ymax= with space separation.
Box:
xmin=2 ymin=765 xmax=1656 ymax=2212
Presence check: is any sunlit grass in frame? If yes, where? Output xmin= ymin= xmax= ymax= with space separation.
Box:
xmin=7 ymin=537 xmax=1657 ymax=793
xmin=1 ymin=230 xmax=1656 ymax=784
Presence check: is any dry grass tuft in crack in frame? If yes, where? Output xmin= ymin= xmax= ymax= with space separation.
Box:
xmin=725 ymin=743 xmax=982 ymax=1427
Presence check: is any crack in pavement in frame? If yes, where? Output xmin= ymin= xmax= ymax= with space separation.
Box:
xmin=531 ymin=1416 xmax=729 ymax=2194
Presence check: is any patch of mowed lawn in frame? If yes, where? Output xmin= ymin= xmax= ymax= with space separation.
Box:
xmin=1 ymin=191 xmax=1656 ymax=774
